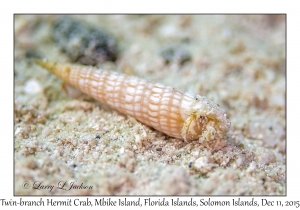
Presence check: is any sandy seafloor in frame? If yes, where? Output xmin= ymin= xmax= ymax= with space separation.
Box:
xmin=14 ymin=15 xmax=286 ymax=195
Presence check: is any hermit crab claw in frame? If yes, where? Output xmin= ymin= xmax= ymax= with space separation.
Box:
xmin=181 ymin=96 xmax=230 ymax=150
